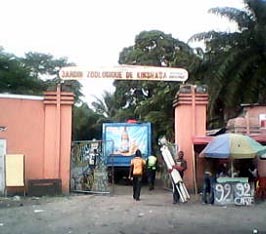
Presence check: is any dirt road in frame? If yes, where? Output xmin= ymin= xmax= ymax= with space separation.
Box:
xmin=0 ymin=184 xmax=265 ymax=234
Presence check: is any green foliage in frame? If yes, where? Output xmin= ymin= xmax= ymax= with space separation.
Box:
xmin=0 ymin=49 xmax=83 ymax=100
xmin=114 ymin=30 xmax=199 ymax=145
xmin=91 ymin=90 xmax=118 ymax=120
xmin=0 ymin=48 xmax=90 ymax=140
xmin=21 ymin=52 xmax=83 ymax=103
xmin=0 ymin=50 xmax=44 ymax=95
xmin=72 ymin=103 xmax=104 ymax=140
xmin=189 ymin=0 xmax=266 ymax=128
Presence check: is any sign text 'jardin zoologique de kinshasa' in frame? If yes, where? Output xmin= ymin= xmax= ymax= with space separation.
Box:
xmin=59 ymin=65 xmax=189 ymax=82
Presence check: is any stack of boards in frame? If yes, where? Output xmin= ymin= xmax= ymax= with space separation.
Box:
xmin=160 ymin=145 xmax=190 ymax=203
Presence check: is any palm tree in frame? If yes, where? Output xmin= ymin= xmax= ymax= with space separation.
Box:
xmin=91 ymin=91 xmax=116 ymax=119
xmin=91 ymin=90 xmax=134 ymax=123
xmin=189 ymin=0 xmax=266 ymax=128
xmin=72 ymin=103 xmax=105 ymax=140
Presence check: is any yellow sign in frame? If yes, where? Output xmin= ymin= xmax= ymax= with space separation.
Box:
xmin=59 ymin=65 xmax=189 ymax=82
xmin=5 ymin=154 xmax=25 ymax=187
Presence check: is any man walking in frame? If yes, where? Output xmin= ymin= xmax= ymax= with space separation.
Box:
xmin=128 ymin=149 xmax=146 ymax=201
xmin=168 ymin=151 xmax=187 ymax=204
xmin=146 ymin=154 xmax=157 ymax=190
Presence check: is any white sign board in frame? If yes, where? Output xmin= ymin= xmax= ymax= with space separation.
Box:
xmin=59 ymin=65 xmax=189 ymax=82
xmin=5 ymin=154 xmax=25 ymax=187
xmin=0 ymin=139 xmax=6 ymax=195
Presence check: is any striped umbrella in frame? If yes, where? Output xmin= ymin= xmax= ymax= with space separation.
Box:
xmin=200 ymin=133 xmax=266 ymax=159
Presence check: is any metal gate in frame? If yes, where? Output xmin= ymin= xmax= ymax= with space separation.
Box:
xmin=71 ymin=140 xmax=110 ymax=193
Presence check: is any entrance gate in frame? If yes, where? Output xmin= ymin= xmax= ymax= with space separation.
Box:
xmin=61 ymin=65 xmax=189 ymax=193
xmin=71 ymin=140 xmax=110 ymax=193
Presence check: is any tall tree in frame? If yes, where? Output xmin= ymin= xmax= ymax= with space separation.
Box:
xmin=189 ymin=0 xmax=266 ymax=128
xmin=21 ymin=52 xmax=83 ymax=103
xmin=116 ymin=30 xmax=200 ymax=142
xmin=0 ymin=49 xmax=44 ymax=95
xmin=0 ymin=48 xmax=92 ymax=140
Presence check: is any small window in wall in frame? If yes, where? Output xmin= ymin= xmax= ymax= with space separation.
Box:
xmin=259 ymin=114 xmax=266 ymax=129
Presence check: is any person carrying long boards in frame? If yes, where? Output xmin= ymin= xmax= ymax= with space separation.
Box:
xmin=168 ymin=151 xmax=187 ymax=204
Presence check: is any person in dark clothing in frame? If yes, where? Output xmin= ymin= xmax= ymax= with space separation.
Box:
xmin=238 ymin=159 xmax=258 ymax=183
xmin=202 ymin=158 xmax=216 ymax=205
xmin=128 ymin=149 xmax=146 ymax=201
xmin=216 ymin=163 xmax=229 ymax=177
xmin=169 ymin=151 xmax=187 ymax=204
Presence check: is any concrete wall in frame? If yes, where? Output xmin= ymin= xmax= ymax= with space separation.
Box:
xmin=0 ymin=95 xmax=45 ymax=181
xmin=173 ymin=85 xmax=208 ymax=192
xmin=226 ymin=105 xmax=266 ymax=177
xmin=174 ymin=92 xmax=266 ymax=193
xmin=245 ymin=105 xmax=266 ymax=177
xmin=0 ymin=87 xmax=74 ymax=194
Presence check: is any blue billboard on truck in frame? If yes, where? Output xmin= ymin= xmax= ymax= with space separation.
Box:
xmin=102 ymin=122 xmax=152 ymax=167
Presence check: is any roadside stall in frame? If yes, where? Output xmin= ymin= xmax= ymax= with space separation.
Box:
xmin=200 ymin=133 xmax=266 ymax=206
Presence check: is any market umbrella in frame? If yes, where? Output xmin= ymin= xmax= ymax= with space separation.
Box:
xmin=200 ymin=133 xmax=266 ymax=159
xmin=200 ymin=133 xmax=266 ymax=178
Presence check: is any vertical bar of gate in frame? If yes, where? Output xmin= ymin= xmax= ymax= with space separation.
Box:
xmin=111 ymin=153 xmax=114 ymax=195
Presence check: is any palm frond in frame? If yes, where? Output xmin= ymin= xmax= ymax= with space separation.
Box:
xmin=208 ymin=7 xmax=253 ymax=30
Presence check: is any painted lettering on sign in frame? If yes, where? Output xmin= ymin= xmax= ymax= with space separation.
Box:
xmin=59 ymin=65 xmax=189 ymax=82
xmin=234 ymin=196 xmax=254 ymax=206
xmin=136 ymin=72 xmax=167 ymax=79
xmin=234 ymin=182 xmax=252 ymax=197
xmin=214 ymin=182 xmax=254 ymax=206
xmin=215 ymin=183 xmax=233 ymax=204
xmin=86 ymin=71 xmax=123 ymax=79
xmin=60 ymin=71 xmax=84 ymax=78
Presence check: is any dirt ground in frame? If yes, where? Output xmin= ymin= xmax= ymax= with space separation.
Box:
xmin=0 ymin=182 xmax=265 ymax=234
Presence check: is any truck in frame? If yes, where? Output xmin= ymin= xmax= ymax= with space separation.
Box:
xmin=102 ymin=121 xmax=152 ymax=183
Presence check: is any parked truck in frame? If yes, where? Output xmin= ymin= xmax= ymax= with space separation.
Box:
xmin=102 ymin=121 xmax=152 ymax=183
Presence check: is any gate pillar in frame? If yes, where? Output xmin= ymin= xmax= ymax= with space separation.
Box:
xmin=173 ymin=85 xmax=208 ymax=193
xmin=43 ymin=85 xmax=74 ymax=193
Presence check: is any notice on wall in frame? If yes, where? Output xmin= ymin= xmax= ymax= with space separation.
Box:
xmin=214 ymin=179 xmax=254 ymax=206
xmin=5 ymin=154 xmax=25 ymax=187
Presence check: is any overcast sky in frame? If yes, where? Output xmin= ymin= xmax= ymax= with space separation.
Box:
xmin=0 ymin=0 xmax=244 ymax=105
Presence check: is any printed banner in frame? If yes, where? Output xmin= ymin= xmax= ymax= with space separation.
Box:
xmin=103 ymin=124 xmax=149 ymax=157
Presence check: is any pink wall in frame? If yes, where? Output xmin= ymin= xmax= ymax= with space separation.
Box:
xmin=0 ymin=96 xmax=45 ymax=180
xmin=174 ymin=89 xmax=266 ymax=193
xmin=174 ymin=85 xmax=208 ymax=192
xmin=244 ymin=105 xmax=266 ymax=177
xmin=226 ymin=105 xmax=266 ymax=177
xmin=0 ymin=88 xmax=74 ymax=194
